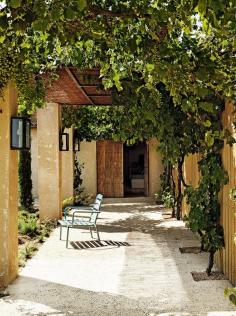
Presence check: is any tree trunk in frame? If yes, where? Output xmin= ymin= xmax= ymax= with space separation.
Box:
xmin=171 ymin=167 xmax=176 ymax=218
xmin=176 ymin=159 xmax=183 ymax=220
xmin=206 ymin=250 xmax=215 ymax=275
xmin=197 ymin=229 xmax=205 ymax=251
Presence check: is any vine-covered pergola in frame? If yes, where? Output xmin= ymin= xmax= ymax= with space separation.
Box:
xmin=0 ymin=0 xmax=235 ymax=294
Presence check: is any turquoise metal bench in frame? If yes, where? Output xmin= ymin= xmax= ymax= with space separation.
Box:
xmin=58 ymin=194 xmax=103 ymax=248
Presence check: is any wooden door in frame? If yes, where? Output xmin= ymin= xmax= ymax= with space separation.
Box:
xmin=97 ymin=140 xmax=124 ymax=197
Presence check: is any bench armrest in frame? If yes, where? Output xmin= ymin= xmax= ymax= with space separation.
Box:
xmin=64 ymin=205 xmax=93 ymax=219
xmin=72 ymin=210 xmax=100 ymax=224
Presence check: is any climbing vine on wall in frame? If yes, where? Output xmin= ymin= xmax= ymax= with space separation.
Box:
xmin=18 ymin=109 xmax=34 ymax=211
xmin=185 ymin=152 xmax=228 ymax=275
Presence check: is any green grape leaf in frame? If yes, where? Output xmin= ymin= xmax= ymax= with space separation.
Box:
xmin=199 ymin=102 xmax=214 ymax=113
xmin=198 ymin=0 xmax=207 ymax=15
xmin=9 ymin=0 xmax=21 ymax=8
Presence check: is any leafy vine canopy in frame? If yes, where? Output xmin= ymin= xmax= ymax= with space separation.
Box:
xmin=0 ymin=0 xmax=235 ymax=112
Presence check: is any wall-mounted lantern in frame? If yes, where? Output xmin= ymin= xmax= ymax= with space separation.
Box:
xmin=60 ymin=132 xmax=69 ymax=151
xmin=11 ymin=117 xmax=31 ymax=150
xmin=73 ymin=129 xmax=80 ymax=152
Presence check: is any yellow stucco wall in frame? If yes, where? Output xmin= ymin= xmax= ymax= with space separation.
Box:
xmin=37 ymin=103 xmax=62 ymax=220
xmin=148 ymin=139 xmax=163 ymax=197
xmin=0 ymin=82 xmax=18 ymax=286
xmin=31 ymin=128 xmax=38 ymax=199
xmin=62 ymin=128 xmax=74 ymax=200
xmin=77 ymin=141 xmax=97 ymax=197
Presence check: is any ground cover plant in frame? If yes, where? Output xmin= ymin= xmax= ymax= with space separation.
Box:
xmin=18 ymin=208 xmax=55 ymax=267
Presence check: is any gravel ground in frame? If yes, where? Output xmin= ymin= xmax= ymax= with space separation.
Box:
xmin=0 ymin=198 xmax=236 ymax=316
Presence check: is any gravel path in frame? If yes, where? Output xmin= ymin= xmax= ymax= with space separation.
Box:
xmin=1 ymin=198 xmax=236 ymax=316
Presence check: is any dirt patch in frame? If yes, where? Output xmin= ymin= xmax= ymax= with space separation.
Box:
xmin=179 ymin=246 xmax=201 ymax=254
xmin=191 ymin=271 xmax=227 ymax=281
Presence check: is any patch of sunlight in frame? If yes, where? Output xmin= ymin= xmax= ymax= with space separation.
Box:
xmin=20 ymin=234 xmax=128 ymax=295
xmin=138 ymin=205 xmax=165 ymax=209
xmin=156 ymin=220 xmax=186 ymax=228
xmin=103 ymin=202 xmax=146 ymax=206
xmin=208 ymin=312 xmax=236 ymax=316
xmin=0 ymin=299 xmax=67 ymax=315
xmin=117 ymin=232 xmax=189 ymax=304
xmin=102 ymin=212 xmax=133 ymax=223
xmin=140 ymin=211 xmax=163 ymax=220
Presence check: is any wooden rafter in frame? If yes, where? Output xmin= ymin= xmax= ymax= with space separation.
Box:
xmin=65 ymin=67 xmax=95 ymax=105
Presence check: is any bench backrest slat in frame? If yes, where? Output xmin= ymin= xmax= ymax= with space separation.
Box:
xmin=90 ymin=194 xmax=103 ymax=223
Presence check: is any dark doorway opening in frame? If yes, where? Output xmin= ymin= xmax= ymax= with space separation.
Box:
xmin=123 ymin=142 xmax=148 ymax=197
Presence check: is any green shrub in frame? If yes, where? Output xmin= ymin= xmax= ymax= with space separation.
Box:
xmin=156 ymin=186 xmax=175 ymax=209
xmin=37 ymin=219 xmax=55 ymax=241
xmin=18 ymin=211 xmax=39 ymax=237
xmin=62 ymin=187 xmax=92 ymax=210
xmin=18 ymin=210 xmax=55 ymax=267
xmin=225 ymin=288 xmax=236 ymax=306
xmin=161 ymin=187 xmax=176 ymax=209
xmin=19 ymin=241 xmax=38 ymax=267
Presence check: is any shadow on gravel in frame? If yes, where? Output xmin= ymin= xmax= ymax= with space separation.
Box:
xmin=5 ymin=276 xmax=161 ymax=316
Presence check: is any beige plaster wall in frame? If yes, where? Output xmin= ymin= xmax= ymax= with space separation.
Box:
xmin=31 ymin=127 xmax=74 ymax=201
xmin=148 ymin=139 xmax=163 ymax=197
xmin=76 ymin=141 xmax=97 ymax=197
xmin=31 ymin=128 xmax=38 ymax=199
xmin=37 ymin=103 xmax=62 ymax=220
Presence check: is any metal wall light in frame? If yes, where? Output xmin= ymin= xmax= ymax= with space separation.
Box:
xmin=73 ymin=129 xmax=80 ymax=152
xmin=60 ymin=132 xmax=69 ymax=151
xmin=11 ymin=117 xmax=31 ymax=150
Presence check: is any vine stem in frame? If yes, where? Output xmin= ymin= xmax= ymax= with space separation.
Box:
xmin=176 ymin=158 xmax=183 ymax=220
xmin=206 ymin=250 xmax=215 ymax=276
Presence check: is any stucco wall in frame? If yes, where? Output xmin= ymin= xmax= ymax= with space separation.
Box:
xmin=31 ymin=136 xmax=162 ymax=199
xmin=148 ymin=139 xmax=163 ymax=197
xmin=61 ymin=128 xmax=74 ymax=200
xmin=77 ymin=141 xmax=97 ymax=197
xmin=31 ymin=128 xmax=38 ymax=199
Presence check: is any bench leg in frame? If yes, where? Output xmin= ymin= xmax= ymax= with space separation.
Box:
xmin=60 ymin=226 xmax=62 ymax=240
xmin=89 ymin=226 xmax=93 ymax=238
xmin=95 ymin=225 xmax=100 ymax=242
xmin=66 ymin=227 xmax=70 ymax=248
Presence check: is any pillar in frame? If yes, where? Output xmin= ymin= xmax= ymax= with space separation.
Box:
xmin=37 ymin=103 xmax=62 ymax=220
xmin=62 ymin=127 xmax=74 ymax=201
xmin=0 ymin=82 xmax=18 ymax=287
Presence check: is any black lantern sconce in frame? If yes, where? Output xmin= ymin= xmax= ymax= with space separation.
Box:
xmin=11 ymin=117 xmax=31 ymax=150
xmin=73 ymin=129 xmax=80 ymax=152
xmin=60 ymin=132 xmax=69 ymax=151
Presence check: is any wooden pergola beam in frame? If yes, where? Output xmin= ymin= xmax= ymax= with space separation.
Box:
xmin=65 ymin=67 xmax=95 ymax=105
